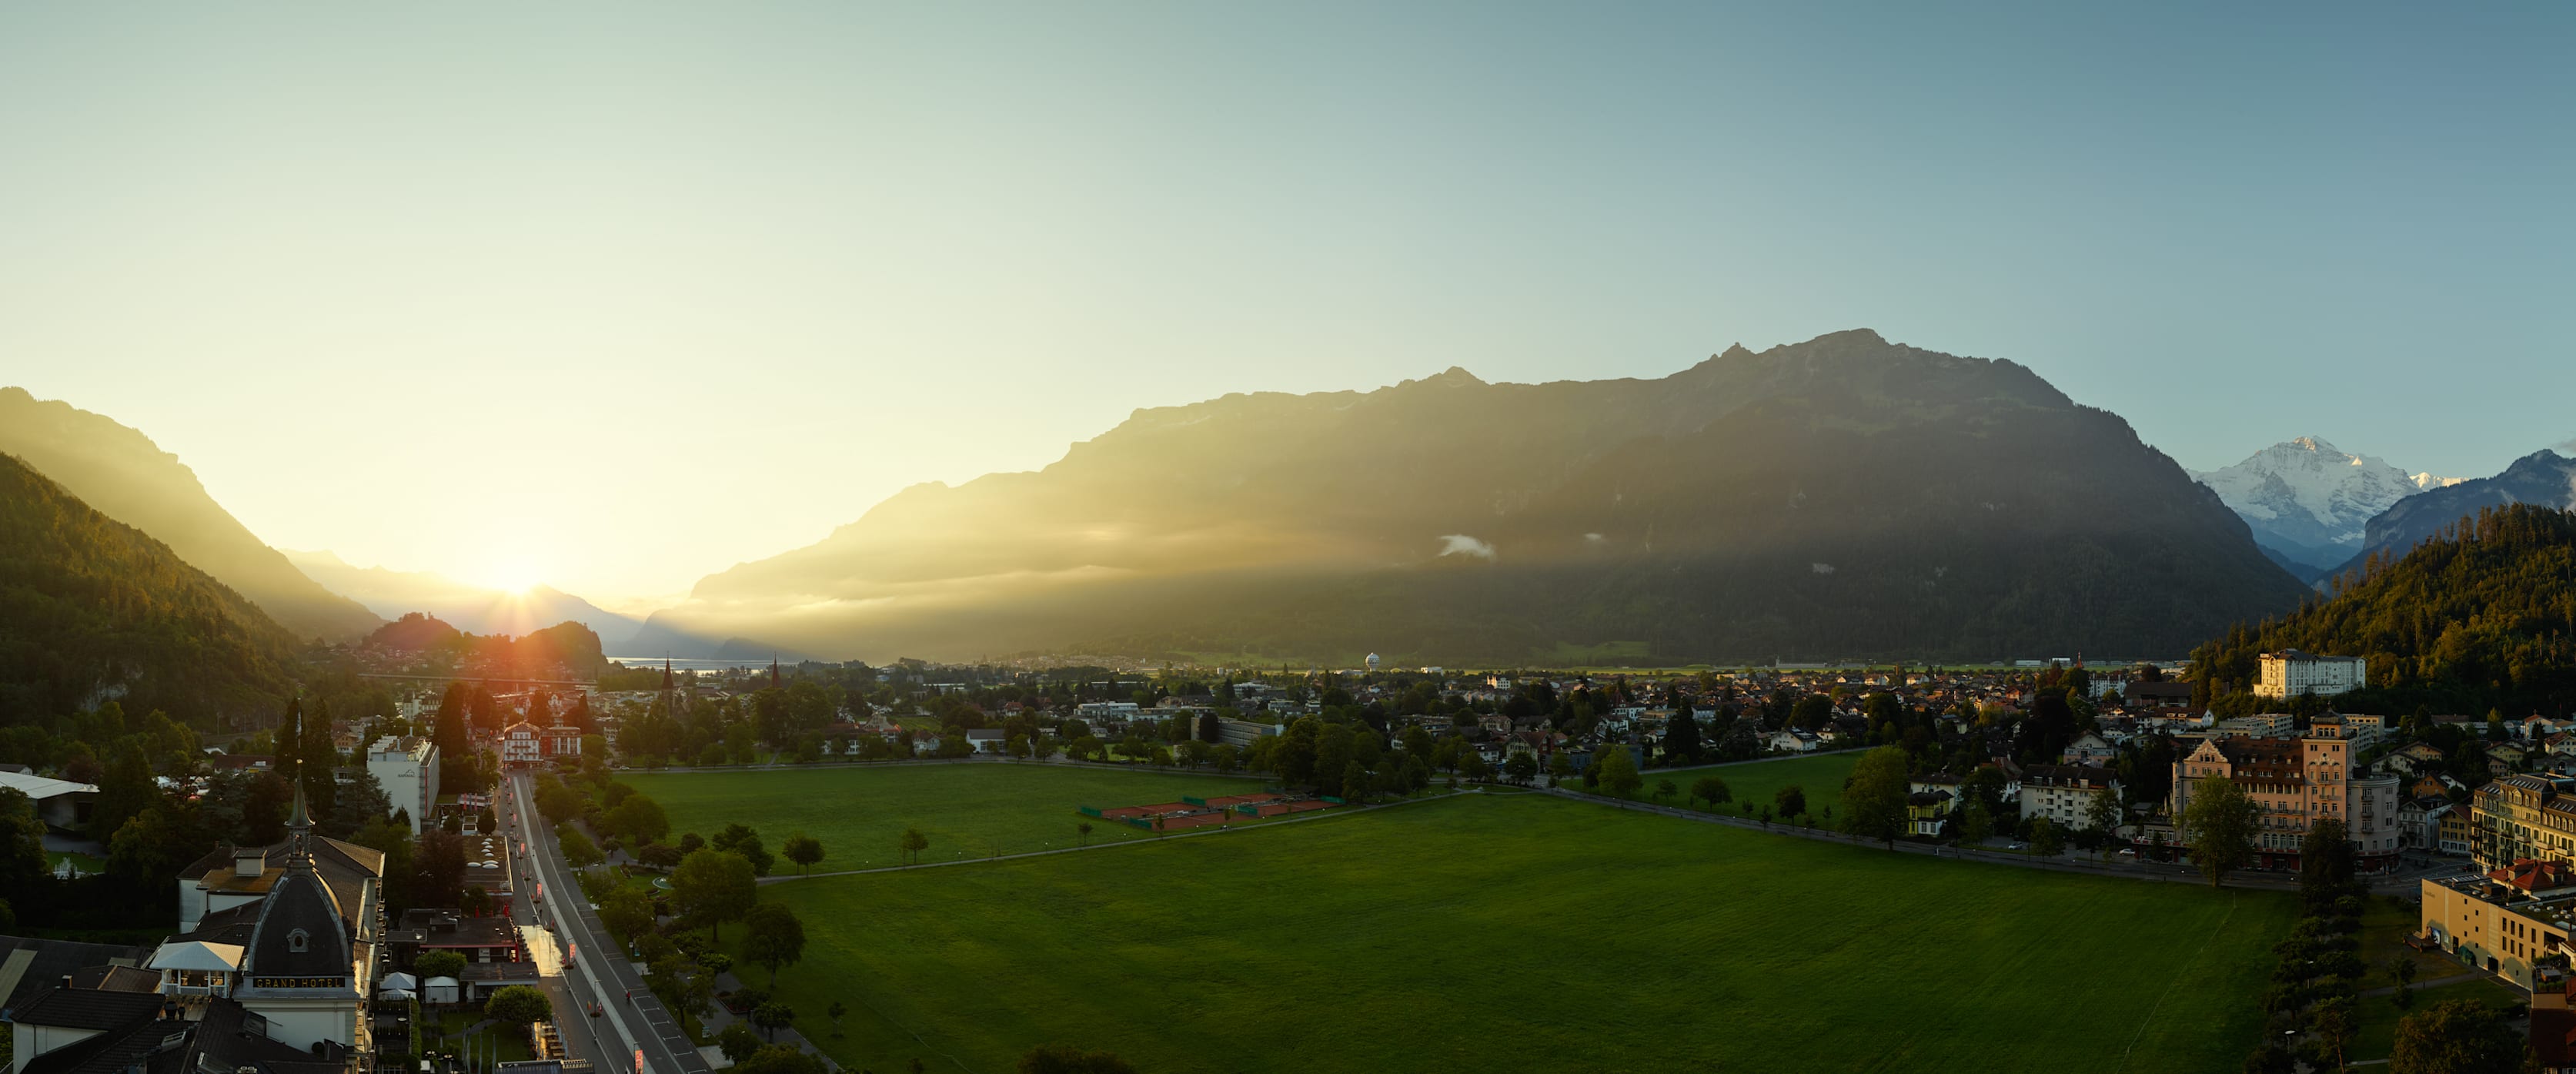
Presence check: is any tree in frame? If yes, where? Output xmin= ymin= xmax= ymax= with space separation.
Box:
xmin=558 ymin=825 xmax=603 ymax=869
xmin=716 ymin=1022 xmax=763 ymax=1062
xmin=605 ymin=795 xmax=671 ymax=848
xmin=415 ymin=949 xmax=467 ymax=982
xmin=2388 ymin=997 xmax=2521 ymax=1074
xmin=2085 ymin=788 xmax=2123 ymax=860
xmin=899 ymin=827 xmax=930 ymax=865
xmin=2180 ymin=776 xmax=2261 ymax=888
xmin=735 ymin=1046 xmax=827 ymax=1074
xmin=483 ymin=985 xmax=551 ymax=1029
xmin=1775 ymin=785 xmax=1807 ymax=819
xmin=743 ymin=902 xmax=807 ymax=989
xmin=1689 ymin=776 xmax=1732 ymax=810
xmin=670 ymin=849 xmax=758 ymax=940
xmin=1662 ymin=711 xmax=1702 ymax=765
xmin=416 ymin=828 xmax=467 ymax=907
xmin=1596 ymin=746 xmax=1643 ymax=798
xmin=1654 ymin=778 xmax=1677 ymax=804
xmin=1505 ymin=753 xmax=1539 ymax=785
xmin=750 ymin=1000 xmax=796 ymax=1042
xmin=1076 ymin=821 xmax=1094 ymax=847
xmin=1840 ymin=747 xmax=1911 ymax=848
xmin=713 ymin=823 xmax=776 ymax=875
xmin=2391 ymin=955 xmax=2420 ymax=1009
xmin=1019 ymin=1044 xmax=1138 ymax=1074
xmin=782 ymin=832 xmax=824 ymax=875
xmin=599 ymin=885 xmax=654 ymax=941
xmin=1957 ymin=798 xmax=1993 ymax=846
xmin=2029 ymin=816 xmax=2063 ymax=857
xmin=2301 ymin=817 xmax=2357 ymax=910
xmin=2310 ymin=995 xmax=2357 ymax=1074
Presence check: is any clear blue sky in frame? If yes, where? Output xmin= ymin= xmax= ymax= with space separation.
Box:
xmin=2 ymin=3 xmax=2568 ymax=605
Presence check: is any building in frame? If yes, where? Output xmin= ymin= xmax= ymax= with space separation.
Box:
xmin=2255 ymin=649 xmax=2367 ymax=699
xmin=1212 ymin=718 xmax=1279 ymax=750
xmin=2170 ymin=720 xmax=2403 ymax=870
xmin=1074 ymin=702 xmax=1141 ymax=724
xmin=499 ymin=721 xmax=581 ymax=766
xmin=2469 ymin=775 xmax=2576 ymax=872
xmin=364 ymin=735 xmax=439 ymax=833
xmin=1906 ymin=790 xmax=1954 ymax=837
xmin=0 ymin=770 xmax=97 ymax=831
xmin=2419 ymin=865 xmax=2576 ymax=989
xmin=2019 ymin=765 xmax=2121 ymax=831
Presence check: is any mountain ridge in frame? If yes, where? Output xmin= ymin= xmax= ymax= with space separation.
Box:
xmin=665 ymin=330 xmax=2307 ymax=664
xmin=2187 ymin=435 xmax=2458 ymax=574
xmin=0 ymin=386 xmax=383 ymax=641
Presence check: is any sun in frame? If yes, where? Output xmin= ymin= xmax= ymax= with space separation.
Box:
xmin=467 ymin=554 xmax=545 ymax=595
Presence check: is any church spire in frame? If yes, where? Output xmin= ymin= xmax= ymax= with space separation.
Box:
xmin=286 ymin=780 xmax=315 ymax=870
xmin=770 ymin=654 xmax=782 ymax=690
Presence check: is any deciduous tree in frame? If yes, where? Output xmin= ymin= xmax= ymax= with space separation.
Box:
xmin=1840 ymin=747 xmax=1910 ymax=848
xmin=2181 ymin=776 xmax=2260 ymax=888
xmin=670 ymin=849 xmax=757 ymax=940
xmin=743 ymin=902 xmax=807 ymax=989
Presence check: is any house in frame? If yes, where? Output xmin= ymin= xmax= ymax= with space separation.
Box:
xmin=1767 ymin=729 xmax=1819 ymax=754
xmin=2441 ymin=809 xmax=2474 ymax=855
xmin=964 ymin=729 xmax=1007 ymax=754
xmin=2058 ymin=733 xmax=2116 ymax=766
xmin=499 ymin=721 xmax=580 ymax=766
xmin=2494 ymin=743 xmax=2532 ymax=769
xmin=2398 ymin=798 xmax=2451 ymax=852
xmin=1906 ymin=791 xmax=1953 ymax=838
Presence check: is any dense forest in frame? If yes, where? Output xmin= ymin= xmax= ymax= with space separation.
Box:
xmin=2191 ymin=504 xmax=2576 ymax=717
xmin=365 ymin=612 xmax=611 ymax=678
xmin=0 ymin=453 xmax=300 ymax=726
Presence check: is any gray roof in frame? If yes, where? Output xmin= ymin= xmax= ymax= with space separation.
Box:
xmin=0 ymin=935 xmax=152 ymax=1012
xmin=242 ymin=868 xmax=351 ymax=982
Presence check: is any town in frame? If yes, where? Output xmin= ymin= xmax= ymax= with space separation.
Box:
xmin=0 ymin=641 xmax=2560 ymax=1074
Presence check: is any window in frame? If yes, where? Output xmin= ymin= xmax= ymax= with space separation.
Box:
xmin=287 ymin=928 xmax=309 ymax=953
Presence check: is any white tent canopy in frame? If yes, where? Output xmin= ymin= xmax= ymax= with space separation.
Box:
xmin=380 ymin=972 xmax=419 ymax=991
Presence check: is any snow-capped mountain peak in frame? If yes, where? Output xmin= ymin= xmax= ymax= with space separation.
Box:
xmin=2188 ymin=437 xmax=2454 ymax=572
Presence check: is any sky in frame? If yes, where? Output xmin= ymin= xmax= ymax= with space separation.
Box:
xmin=2 ymin=3 xmax=2569 ymax=610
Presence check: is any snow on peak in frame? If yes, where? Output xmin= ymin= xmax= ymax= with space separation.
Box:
xmin=2189 ymin=437 xmax=2444 ymax=569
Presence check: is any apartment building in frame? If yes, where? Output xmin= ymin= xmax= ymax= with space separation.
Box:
xmin=2170 ymin=719 xmax=2402 ymax=871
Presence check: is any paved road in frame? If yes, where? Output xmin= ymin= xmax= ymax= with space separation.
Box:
xmin=508 ymin=770 xmax=715 ymax=1074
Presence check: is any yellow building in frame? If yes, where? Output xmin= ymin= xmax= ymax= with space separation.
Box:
xmin=2470 ymin=775 xmax=2576 ymax=872
xmin=2171 ymin=721 xmax=2402 ymax=870
xmin=2420 ymin=862 xmax=2576 ymax=988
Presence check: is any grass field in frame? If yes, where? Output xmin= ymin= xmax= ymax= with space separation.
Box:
xmin=2350 ymin=976 xmax=2524 ymax=1062
xmin=621 ymin=762 xmax=1292 ymax=868
xmin=1609 ymin=751 xmax=1863 ymax=825
xmin=731 ymin=788 xmax=2290 ymax=1073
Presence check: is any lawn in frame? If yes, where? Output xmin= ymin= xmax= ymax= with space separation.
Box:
xmin=1604 ymin=751 xmax=1863 ymax=825
xmin=2348 ymin=976 xmax=2524 ymax=1063
xmin=620 ymin=762 xmax=1285 ymax=869
xmin=737 ymin=790 xmax=2291 ymax=1074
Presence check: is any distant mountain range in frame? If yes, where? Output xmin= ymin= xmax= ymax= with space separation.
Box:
xmin=0 ymin=387 xmax=383 ymax=642
xmin=281 ymin=549 xmax=647 ymax=648
xmin=2188 ymin=437 xmax=2462 ymax=574
xmin=0 ymin=452 xmax=298 ymax=724
xmin=2330 ymin=449 xmax=2576 ymax=581
xmin=653 ymin=329 xmax=2311 ymax=664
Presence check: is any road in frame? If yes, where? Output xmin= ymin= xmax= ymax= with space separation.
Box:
xmin=506 ymin=769 xmax=715 ymax=1074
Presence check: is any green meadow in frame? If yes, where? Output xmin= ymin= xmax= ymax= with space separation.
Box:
xmin=691 ymin=763 xmax=2290 ymax=1074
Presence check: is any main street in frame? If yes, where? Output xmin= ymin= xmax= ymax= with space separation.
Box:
xmin=506 ymin=769 xmax=715 ymax=1074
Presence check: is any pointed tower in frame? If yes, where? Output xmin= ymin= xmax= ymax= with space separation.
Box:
xmin=236 ymin=780 xmax=359 ymax=1055
xmin=770 ymin=654 xmax=783 ymax=691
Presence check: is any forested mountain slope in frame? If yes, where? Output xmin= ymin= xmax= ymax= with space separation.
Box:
xmin=0 ymin=452 xmax=299 ymax=725
xmin=0 ymin=387 xmax=381 ymax=641
xmin=2192 ymin=504 xmax=2576 ymax=715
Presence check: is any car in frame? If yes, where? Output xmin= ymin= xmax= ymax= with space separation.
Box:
xmin=2117 ymin=848 xmax=2137 ymax=857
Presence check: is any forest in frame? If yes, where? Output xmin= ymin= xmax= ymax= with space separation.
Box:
xmin=2192 ymin=504 xmax=2576 ymax=718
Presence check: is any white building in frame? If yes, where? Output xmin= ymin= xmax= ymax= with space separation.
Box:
xmin=364 ymin=735 xmax=439 ymax=833
xmin=2018 ymin=765 xmax=2121 ymax=830
xmin=2256 ymin=649 xmax=2367 ymax=698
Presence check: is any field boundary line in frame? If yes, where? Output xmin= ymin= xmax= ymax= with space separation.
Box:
xmin=2117 ymin=889 xmax=2236 ymax=1072
xmin=757 ymin=788 xmax=1477 ymax=885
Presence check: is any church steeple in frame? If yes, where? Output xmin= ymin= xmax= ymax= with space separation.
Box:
xmin=286 ymin=781 xmax=315 ymax=872
xmin=770 ymin=654 xmax=782 ymax=690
